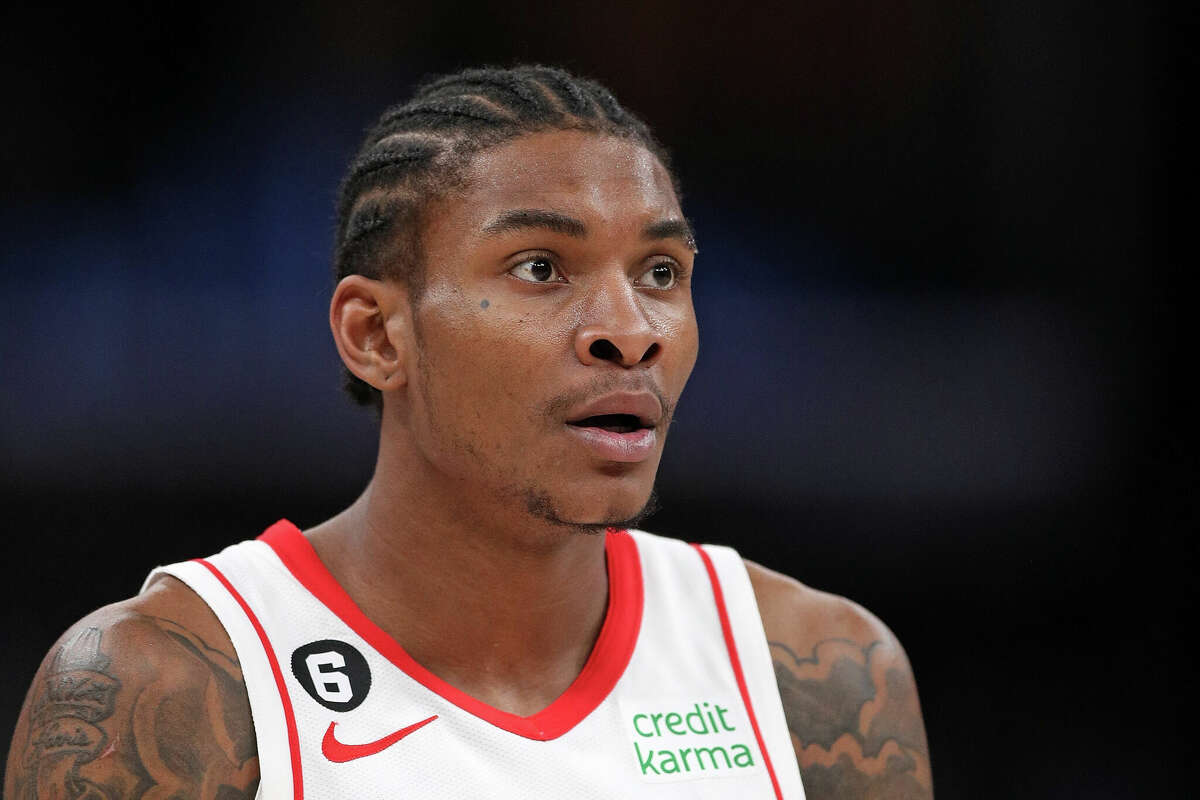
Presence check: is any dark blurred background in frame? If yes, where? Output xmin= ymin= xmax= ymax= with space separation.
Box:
xmin=1 ymin=1 xmax=1182 ymax=797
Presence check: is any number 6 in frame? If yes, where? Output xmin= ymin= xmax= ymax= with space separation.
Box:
xmin=305 ymin=651 xmax=353 ymax=703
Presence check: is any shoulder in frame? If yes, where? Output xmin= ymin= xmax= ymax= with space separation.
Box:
xmin=744 ymin=560 xmax=934 ymax=800
xmin=745 ymin=559 xmax=891 ymax=647
xmin=4 ymin=577 xmax=260 ymax=800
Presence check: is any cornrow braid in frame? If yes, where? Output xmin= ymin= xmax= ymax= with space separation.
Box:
xmin=332 ymin=64 xmax=678 ymax=410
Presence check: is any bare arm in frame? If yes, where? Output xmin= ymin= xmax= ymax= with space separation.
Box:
xmin=4 ymin=579 xmax=260 ymax=800
xmin=748 ymin=560 xmax=933 ymax=800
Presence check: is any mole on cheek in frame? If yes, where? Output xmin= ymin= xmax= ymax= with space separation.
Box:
xmin=480 ymin=299 xmax=490 ymax=309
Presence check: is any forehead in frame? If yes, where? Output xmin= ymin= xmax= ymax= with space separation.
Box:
xmin=449 ymin=130 xmax=681 ymax=227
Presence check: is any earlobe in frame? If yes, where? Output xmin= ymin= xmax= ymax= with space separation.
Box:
xmin=329 ymin=275 xmax=411 ymax=393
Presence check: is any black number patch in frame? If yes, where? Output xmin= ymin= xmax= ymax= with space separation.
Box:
xmin=291 ymin=639 xmax=372 ymax=712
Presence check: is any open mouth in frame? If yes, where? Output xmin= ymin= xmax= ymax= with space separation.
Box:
xmin=566 ymin=414 xmax=649 ymax=434
xmin=564 ymin=408 xmax=659 ymax=462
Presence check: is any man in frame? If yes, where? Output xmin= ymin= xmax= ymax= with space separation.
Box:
xmin=5 ymin=65 xmax=931 ymax=799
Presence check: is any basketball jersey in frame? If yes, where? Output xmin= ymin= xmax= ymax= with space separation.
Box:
xmin=143 ymin=520 xmax=806 ymax=799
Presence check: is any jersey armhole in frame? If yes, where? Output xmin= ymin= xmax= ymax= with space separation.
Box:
xmin=693 ymin=544 xmax=808 ymax=799
xmin=145 ymin=561 xmax=302 ymax=800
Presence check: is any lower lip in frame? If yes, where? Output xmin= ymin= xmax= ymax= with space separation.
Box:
xmin=565 ymin=425 xmax=658 ymax=463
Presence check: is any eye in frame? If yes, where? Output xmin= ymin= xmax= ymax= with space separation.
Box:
xmin=635 ymin=262 xmax=678 ymax=290
xmin=508 ymin=256 xmax=564 ymax=283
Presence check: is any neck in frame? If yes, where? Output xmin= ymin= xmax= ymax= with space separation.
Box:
xmin=306 ymin=438 xmax=611 ymax=717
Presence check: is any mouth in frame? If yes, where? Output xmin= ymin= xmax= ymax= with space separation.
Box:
xmin=566 ymin=413 xmax=652 ymax=434
xmin=564 ymin=414 xmax=658 ymax=464
xmin=561 ymin=391 xmax=664 ymax=463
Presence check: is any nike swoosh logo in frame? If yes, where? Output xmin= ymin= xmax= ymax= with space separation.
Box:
xmin=321 ymin=715 xmax=439 ymax=763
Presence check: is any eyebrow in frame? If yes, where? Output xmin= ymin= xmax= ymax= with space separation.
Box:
xmin=643 ymin=218 xmax=698 ymax=252
xmin=481 ymin=209 xmax=587 ymax=239
xmin=481 ymin=208 xmax=699 ymax=252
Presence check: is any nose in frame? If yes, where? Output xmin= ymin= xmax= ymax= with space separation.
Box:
xmin=574 ymin=283 xmax=663 ymax=368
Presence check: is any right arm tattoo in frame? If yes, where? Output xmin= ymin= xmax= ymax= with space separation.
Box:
xmin=6 ymin=613 xmax=260 ymax=799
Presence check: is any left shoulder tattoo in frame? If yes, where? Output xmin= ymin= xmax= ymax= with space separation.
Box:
xmin=770 ymin=637 xmax=932 ymax=800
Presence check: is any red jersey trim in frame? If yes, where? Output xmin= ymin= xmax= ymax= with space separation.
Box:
xmin=193 ymin=557 xmax=304 ymax=800
xmin=257 ymin=519 xmax=644 ymax=741
xmin=690 ymin=543 xmax=784 ymax=800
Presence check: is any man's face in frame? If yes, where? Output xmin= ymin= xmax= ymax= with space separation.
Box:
xmin=398 ymin=129 xmax=698 ymax=529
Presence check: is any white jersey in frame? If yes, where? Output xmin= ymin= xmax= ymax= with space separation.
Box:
xmin=144 ymin=520 xmax=805 ymax=799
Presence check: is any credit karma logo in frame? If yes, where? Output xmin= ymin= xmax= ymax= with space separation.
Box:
xmin=620 ymin=697 xmax=761 ymax=782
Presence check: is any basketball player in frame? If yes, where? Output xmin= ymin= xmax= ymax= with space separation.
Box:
xmin=5 ymin=66 xmax=932 ymax=799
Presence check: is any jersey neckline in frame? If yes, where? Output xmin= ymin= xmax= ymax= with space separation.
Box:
xmin=257 ymin=519 xmax=644 ymax=741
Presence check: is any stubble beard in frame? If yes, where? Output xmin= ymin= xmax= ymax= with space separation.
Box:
xmin=523 ymin=485 xmax=662 ymax=534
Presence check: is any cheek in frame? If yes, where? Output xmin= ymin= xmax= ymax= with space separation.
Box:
xmin=657 ymin=304 xmax=700 ymax=381
xmin=418 ymin=305 xmax=565 ymax=447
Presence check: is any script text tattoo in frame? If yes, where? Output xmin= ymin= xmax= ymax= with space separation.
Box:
xmin=10 ymin=615 xmax=260 ymax=799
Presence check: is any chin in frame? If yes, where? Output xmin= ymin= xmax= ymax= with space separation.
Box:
xmin=526 ymin=481 xmax=660 ymax=532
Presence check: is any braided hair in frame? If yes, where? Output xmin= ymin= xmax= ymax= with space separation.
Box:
xmin=333 ymin=64 xmax=679 ymax=409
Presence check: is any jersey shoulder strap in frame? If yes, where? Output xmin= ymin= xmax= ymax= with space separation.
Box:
xmin=143 ymin=538 xmax=301 ymax=800
xmin=630 ymin=530 xmax=803 ymax=798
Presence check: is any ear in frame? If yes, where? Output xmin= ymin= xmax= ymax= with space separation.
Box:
xmin=329 ymin=275 xmax=414 ymax=394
